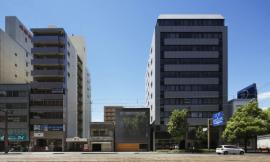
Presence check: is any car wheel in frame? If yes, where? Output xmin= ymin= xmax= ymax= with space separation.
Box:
xmin=223 ymin=151 xmax=228 ymax=155
xmin=240 ymin=151 xmax=244 ymax=155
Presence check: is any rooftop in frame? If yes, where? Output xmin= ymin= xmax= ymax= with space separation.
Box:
xmin=158 ymin=14 xmax=224 ymax=20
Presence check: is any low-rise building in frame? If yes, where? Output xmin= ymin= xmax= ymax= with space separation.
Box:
xmin=114 ymin=108 xmax=150 ymax=152
xmin=89 ymin=122 xmax=114 ymax=152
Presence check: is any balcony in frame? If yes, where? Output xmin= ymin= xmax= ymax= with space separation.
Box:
xmin=31 ymin=58 xmax=64 ymax=65
xmin=30 ymin=93 xmax=63 ymax=100
xmin=31 ymin=47 xmax=65 ymax=55
xmin=32 ymin=36 xmax=66 ymax=45
xmin=30 ymin=106 xmax=63 ymax=112
xmin=31 ymin=81 xmax=64 ymax=89
xmin=31 ymin=70 xmax=64 ymax=77
xmin=30 ymin=119 xmax=63 ymax=125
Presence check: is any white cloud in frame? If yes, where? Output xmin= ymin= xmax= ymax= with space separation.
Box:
xmin=258 ymin=92 xmax=270 ymax=101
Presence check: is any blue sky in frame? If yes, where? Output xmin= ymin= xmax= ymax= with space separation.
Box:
xmin=1 ymin=0 xmax=269 ymax=121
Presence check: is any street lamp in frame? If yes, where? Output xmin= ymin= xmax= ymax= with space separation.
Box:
xmin=0 ymin=107 xmax=8 ymax=154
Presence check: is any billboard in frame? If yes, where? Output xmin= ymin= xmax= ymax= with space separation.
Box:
xmin=237 ymin=83 xmax=257 ymax=99
xmin=212 ymin=112 xmax=224 ymax=127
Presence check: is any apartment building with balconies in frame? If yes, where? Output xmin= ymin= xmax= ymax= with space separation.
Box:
xmin=30 ymin=27 xmax=90 ymax=151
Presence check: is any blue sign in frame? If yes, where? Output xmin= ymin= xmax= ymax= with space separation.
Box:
xmin=0 ymin=134 xmax=27 ymax=141
xmin=34 ymin=124 xmax=63 ymax=131
xmin=212 ymin=112 xmax=224 ymax=126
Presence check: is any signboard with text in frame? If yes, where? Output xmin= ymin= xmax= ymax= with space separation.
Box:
xmin=34 ymin=124 xmax=63 ymax=131
xmin=212 ymin=112 xmax=224 ymax=126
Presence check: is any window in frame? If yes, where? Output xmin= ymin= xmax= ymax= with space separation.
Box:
xmin=25 ymin=37 xmax=27 ymax=42
xmin=26 ymin=62 xmax=28 ymax=67
xmin=68 ymin=72 xmax=70 ymax=78
xmin=26 ymin=71 xmax=29 ymax=77
xmin=14 ymin=53 xmax=17 ymax=56
xmin=15 ymin=64 xmax=18 ymax=67
xmin=14 ymin=74 xmax=17 ymax=78
xmin=26 ymin=52 xmax=28 ymax=57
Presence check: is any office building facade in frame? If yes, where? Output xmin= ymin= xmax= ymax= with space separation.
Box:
xmin=0 ymin=84 xmax=30 ymax=151
xmin=145 ymin=14 xmax=228 ymax=149
xmin=30 ymin=27 xmax=90 ymax=151
xmin=0 ymin=16 xmax=33 ymax=84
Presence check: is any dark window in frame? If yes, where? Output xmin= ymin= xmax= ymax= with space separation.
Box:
xmin=161 ymin=71 xmax=219 ymax=78
xmin=161 ymin=58 xmax=219 ymax=65
xmin=158 ymin=19 xmax=224 ymax=26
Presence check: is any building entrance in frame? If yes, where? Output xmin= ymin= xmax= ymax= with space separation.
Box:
xmin=92 ymin=144 xmax=101 ymax=152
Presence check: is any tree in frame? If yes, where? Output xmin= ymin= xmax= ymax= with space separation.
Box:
xmin=195 ymin=126 xmax=207 ymax=148
xmin=167 ymin=109 xmax=188 ymax=149
xmin=264 ymin=107 xmax=270 ymax=118
xmin=222 ymin=101 xmax=270 ymax=151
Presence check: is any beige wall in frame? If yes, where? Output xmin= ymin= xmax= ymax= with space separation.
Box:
xmin=70 ymin=36 xmax=91 ymax=138
xmin=0 ymin=16 xmax=32 ymax=84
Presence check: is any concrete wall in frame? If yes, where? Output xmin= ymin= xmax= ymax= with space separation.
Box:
xmin=69 ymin=36 xmax=91 ymax=138
xmin=66 ymin=37 xmax=78 ymax=138
xmin=0 ymin=16 xmax=33 ymax=83
xmin=0 ymin=30 xmax=31 ymax=83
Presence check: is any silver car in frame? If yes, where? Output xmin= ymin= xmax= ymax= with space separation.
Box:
xmin=216 ymin=145 xmax=245 ymax=155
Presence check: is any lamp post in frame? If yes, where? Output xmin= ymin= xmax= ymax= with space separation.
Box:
xmin=0 ymin=108 xmax=8 ymax=154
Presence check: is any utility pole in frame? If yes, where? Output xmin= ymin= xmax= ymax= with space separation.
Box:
xmin=207 ymin=119 xmax=211 ymax=151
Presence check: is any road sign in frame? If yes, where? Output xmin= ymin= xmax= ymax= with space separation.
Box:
xmin=212 ymin=112 xmax=224 ymax=126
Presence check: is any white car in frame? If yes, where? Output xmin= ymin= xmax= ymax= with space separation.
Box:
xmin=216 ymin=145 xmax=245 ymax=155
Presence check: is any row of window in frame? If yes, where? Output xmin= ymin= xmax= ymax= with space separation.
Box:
xmin=0 ymin=116 xmax=27 ymax=122
xmin=0 ymin=90 xmax=28 ymax=97
xmin=161 ymin=32 xmax=223 ymax=39
xmin=1 ymin=103 xmax=28 ymax=109
xmin=158 ymin=19 xmax=224 ymax=26
xmin=161 ymin=71 xmax=220 ymax=78
xmin=161 ymin=98 xmax=220 ymax=105
xmin=160 ymin=111 xmax=215 ymax=118
xmin=161 ymin=45 xmax=221 ymax=52
xmin=160 ymin=58 xmax=220 ymax=64
xmin=30 ymin=112 xmax=63 ymax=119
xmin=161 ymin=84 xmax=219 ymax=91
xmin=34 ymin=65 xmax=64 ymax=70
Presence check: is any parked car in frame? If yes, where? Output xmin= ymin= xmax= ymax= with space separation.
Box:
xmin=216 ymin=145 xmax=245 ymax=155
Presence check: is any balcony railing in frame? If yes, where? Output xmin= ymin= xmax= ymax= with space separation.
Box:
xmin=31 ymin=47 xmax=65 ymax=54
xmin=30 ymin=93 xmax=64 ymax=100
xmin=31 ymin=58 xmax=64 ymax=65
xmin=31 ymin=70 xmax=64 ymax=77
xmin=32 ymin=36 xmax=66 ymax=45
xmin=31 ymin=81 xmax=64 ymax=89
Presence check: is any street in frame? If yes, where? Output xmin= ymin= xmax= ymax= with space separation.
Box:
xmin=1 ymin=152 xmax=270 ymax=162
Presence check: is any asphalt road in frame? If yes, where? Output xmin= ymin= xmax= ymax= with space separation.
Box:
xmin=0 ymin=152 xmax=270 ymax=162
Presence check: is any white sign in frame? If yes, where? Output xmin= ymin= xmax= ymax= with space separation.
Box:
xmin=66 ymin=137 xmax=87 ymax=142
xmin=34 ymin=132 xmax=44 ymax=137
xmin=203 ymin=128 xmax=208 ymax=132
